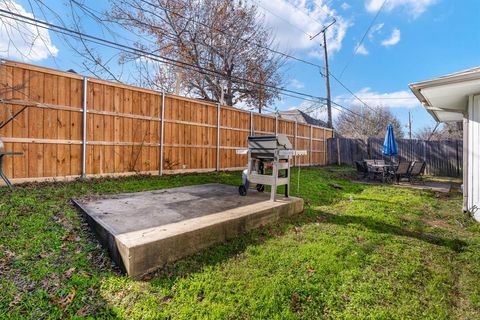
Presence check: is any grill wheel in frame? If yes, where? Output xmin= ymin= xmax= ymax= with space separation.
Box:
xmin=238 ymin=185 xmax=247 ymax=196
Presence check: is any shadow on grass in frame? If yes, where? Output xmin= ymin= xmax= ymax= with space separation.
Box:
xmin=142 ymin=182 xmax=367 ymax=285
xmin=315 ymin=211 xmax=467 ymax=253
xmin=144 ymin=213 xmax=311 ymax=286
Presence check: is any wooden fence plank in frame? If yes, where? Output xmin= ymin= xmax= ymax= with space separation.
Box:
xmin=0 ymin=60 xmax=332 ymax=182
xmin=327 ymin=137 xmax=462 ymax=177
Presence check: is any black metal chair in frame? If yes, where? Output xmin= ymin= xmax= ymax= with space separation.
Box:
xmin=355 ymin=161 xmax=368 ymax=178
xmin=394 ymin=161 xmax=412 ymax=184
xmin=364 ymin=160 xmax=377 ymax=180
xmin=408 ymin=161 xmax=426 ymax=184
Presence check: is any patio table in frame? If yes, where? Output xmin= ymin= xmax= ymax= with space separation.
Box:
xmin=367 ymin=163 xmax=396 ymax=183
xmin=0 ymin=152 xmax=23 ymax=191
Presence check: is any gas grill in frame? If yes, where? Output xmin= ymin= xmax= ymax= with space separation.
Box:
xmin=236 ymin=134 xmax=307 ymax=201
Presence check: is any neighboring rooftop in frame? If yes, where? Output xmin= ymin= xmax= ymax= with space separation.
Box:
xmin=269 ymin=109 xmax=329 ymax=127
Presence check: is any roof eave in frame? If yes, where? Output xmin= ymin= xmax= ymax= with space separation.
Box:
xmin=409 ymin=84 xmax=441 ymax=122
xmin=409 ymin=68 xmax=480 ymax=90
xmin=409 ymin=69 xmax=480 ymax=123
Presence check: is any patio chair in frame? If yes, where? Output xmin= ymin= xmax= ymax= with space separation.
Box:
xmin=364 ymin=160 xmax=376 ymax=179
xmin=364 ymin=159 xmax=384 ymax=181
xmin=364 ymin=159 xmax=375 ymax=167
xmin=408 ymin=161 xmax=426 ymax=184
xmin=394 ymin=161 xmax=412 ymax=183
xmin=355 ymin=161 xmax=368 ymax=178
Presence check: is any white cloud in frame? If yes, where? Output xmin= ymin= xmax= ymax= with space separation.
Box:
xmin=0 ymin=1 xmax=58 ymax=61
xmin=257 ymin=0 xmax=351 ymax=56
xmin=355 ymin=43 xmax=369 ymax=55
xmin=381 ymin=28 xmax=401 ymax=46
xmin=334 ymin=87 xmax=419 ymax=109
xmin=341 ymin=2 xmax=351 ymax=10
xmin=368 ymin=23 xmax=384 ymax=40
xmin=365 ymin=0 xmax=437 ymax=18
xmin=290 ymin=78 xmax=305 ymax=89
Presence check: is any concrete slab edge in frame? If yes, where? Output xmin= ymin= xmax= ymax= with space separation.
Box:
xmin=120 ymin=197 xmax=304 ymax=278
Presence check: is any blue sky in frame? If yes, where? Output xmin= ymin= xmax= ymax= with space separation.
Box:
xmin=1 ymin=0 xmax=479 ymax=135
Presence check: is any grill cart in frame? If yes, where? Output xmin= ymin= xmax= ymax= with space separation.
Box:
xmin=236 ymin=134 xmax=307 ymax=201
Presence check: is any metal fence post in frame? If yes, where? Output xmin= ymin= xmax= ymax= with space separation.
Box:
xmin=216 ymin=103 xmax=221 ymax=171
xmin=159 ymin=92 xmax=165 ymax=176
xmin=81 ymin=77 xmax=88 ymax=178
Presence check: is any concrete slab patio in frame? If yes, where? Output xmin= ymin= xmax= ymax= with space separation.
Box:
xmin=72 ymin=183 xmax=303 ymax=278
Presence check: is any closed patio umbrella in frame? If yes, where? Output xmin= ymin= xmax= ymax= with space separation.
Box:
xmin=382 ymin=124 xmax=398 ymax=160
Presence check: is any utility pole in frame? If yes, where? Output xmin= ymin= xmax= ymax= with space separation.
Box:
xmin=310 ymin=19 xmax=336 ymax=129
xmin=322 ymin=31 xmax=332 ymax=129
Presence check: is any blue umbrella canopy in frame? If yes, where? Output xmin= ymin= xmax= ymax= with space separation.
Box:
xmin=382 ymin=124 xmax=398 ymax=156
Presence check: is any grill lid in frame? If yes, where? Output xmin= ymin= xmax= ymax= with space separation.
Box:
xmin=247 ymin=134 xmax=293 ymax=150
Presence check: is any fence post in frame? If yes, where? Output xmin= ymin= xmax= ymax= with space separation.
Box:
xmin=309 ymin=125 xmax=313 ymax=166
xmin=336 ymin=137 xmax=341 ymax=165
xmin=81 ymin=76 xmax=88 ymax=178
xmin=216 ymin=103 xmax=220 ymax=171
xmin=159 ymin=92 xmax=165 ymax=176
xmin=423 ymin=140 xmax=427 ymax=174
xmin=275 ymin=114 xmax=278 ymax=135
xmin=323 ymin=128 xmax=326 ymax=166
xmin=294 ymin=121 xmax=298 ymax=166
xmin=250 ymin=111 xmax=254 ymax=135
xmin=456 ymin=139 xmax=460 ymax=176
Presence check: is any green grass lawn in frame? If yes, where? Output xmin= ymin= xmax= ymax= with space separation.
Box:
xmin=1 ymin=166 xmax=479 ymax=319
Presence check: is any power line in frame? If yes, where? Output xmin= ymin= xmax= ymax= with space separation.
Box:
xmin=427 ymin=122 xmax=440 ymax=141
xmin=0 ymin=8 xmax=331 ymax=105
xmin=135 ymin=0 xmax=326 ymax=69
xmin=24 ymin=0 xmax=329 ymax=72
xmin=74 ymin=0 xmax=379 ymax=115
xmin=118 ymin=0 xmax=378 ymax=117
xmin=78 ymin=0 xmax=378 ymax=116
xmin=297 ymin=98 xmax=376 ymax=129
xmin=328 ymin=71 xmax=377 ymax=111
xmin=334 ymin=96 xmax=417 ymax=100
xmin=284 ymin=0 xmax=333 ymax=29
xmin=0 ymin=5 xmax=374 ymax=123
xmin=251 ymin=4 xmax=395 ymax=124
xmin=257 ymin=2 xmax=313 ymax=39
xmin=338 ymin=0 xmax=387 ymax=78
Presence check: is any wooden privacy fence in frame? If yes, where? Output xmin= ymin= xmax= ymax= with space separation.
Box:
xmin=328 ymin=137 xmax=463 ymax=177
xmin=0 ymin=60 xmax=333 ymax=183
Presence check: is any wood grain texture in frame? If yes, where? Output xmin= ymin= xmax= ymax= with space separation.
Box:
xmin=328 ymin=137 xmax=462 ymax=177
xmin=0 ymin=60 xmax=331 ymax=180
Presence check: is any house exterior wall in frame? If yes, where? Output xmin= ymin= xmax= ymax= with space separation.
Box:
xmin=463 ymin=106 xmax=469 ymax=212
xmin=467 ymin=94 xmax=480 ymax=221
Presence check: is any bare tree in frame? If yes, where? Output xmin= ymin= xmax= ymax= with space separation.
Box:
xmin=108 ymin=0 xmax=285 ymax=112
xmin=415 ymin=123 xmax=462 ymax=141
xmin=1 ymin=0 xmax=285 ymax=112
xmin=335 ymin=105 xmax=404 ymax=140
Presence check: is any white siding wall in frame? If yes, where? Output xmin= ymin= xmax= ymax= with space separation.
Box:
xmin=468 ymin=94 xmax=480 ymax=221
